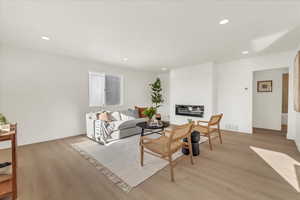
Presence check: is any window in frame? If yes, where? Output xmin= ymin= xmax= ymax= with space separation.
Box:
xmin=89 ymin=72 xmax=123 ymax=106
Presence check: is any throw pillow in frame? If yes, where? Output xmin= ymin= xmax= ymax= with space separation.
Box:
xmin=97 ymin=112 xmax=110 ymax=122
xmin=135 ymin=106 xmax=147 ymax=118
xmin=128 ymin=108 xmax=139 ymax=118
xmin=109 ymin=111 xmax=121 ymax=121
xmin=120 ymin=113 xmax=135 ymax=121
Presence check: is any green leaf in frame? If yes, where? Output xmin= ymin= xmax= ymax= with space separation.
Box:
xmin=0 ymin=113 xmax=8 ymax=125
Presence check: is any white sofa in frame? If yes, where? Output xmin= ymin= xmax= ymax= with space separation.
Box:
xmin=86 ymin=109 xmax=146 ymax=142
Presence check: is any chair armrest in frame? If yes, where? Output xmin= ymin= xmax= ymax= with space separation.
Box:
xmin=163 ymin=130 xmax=172 ymax=137
xmin=197 ymin=120 xmax=209 ymax=125
xmin=196 ymin=124 xmax=209 ymax=128
xmin=141 ymin=136 xmax=157 ymax=144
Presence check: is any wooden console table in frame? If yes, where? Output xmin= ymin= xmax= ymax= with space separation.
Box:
xmin=0 ymin=124 xmax=17 ymax=200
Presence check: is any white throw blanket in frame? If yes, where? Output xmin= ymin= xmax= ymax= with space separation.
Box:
xmin=94 ymin=121 xmax=115 ymax=144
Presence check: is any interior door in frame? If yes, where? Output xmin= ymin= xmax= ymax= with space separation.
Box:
xmin=282 ymin=73 xmax=289 ymax=113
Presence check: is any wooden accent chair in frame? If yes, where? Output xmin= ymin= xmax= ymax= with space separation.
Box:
xmin=140 ymin=123 xmax=194 ymax=182
xmin=0 ymin=124 xmax=17 ymax=200
xmin=194 ymin=114 xmax=223 ymax=151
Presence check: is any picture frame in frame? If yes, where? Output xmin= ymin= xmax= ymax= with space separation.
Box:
xmin=257 ymin=80 xmax=272 ymax=92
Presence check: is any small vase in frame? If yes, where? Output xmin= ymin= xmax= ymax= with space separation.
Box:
xmin=155 ymin=113 xmax=161 ymax=121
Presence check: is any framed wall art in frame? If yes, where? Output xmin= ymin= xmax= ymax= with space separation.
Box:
xmin=257 ymin=80 xmax=272 ymax=92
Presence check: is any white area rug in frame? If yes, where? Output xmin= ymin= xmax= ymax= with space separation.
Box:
xmin=71 ymin=134 xmax=208 ymax=192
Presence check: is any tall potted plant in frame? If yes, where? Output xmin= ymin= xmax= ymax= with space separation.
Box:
xmin=149 ymin=78 xmax=164 ymax=120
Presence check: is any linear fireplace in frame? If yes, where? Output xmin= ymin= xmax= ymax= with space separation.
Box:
xmin=175 ymin=105 xmax=204 ymax=117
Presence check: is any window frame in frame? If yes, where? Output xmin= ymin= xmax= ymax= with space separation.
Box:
xmin=88 ymin=72 xmax=124 ymax=107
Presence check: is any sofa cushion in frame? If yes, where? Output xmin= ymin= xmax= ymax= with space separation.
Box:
xmin=86 ymin=112 xmax=101 ymax=120
xmin=110 ymin=111 xmax=121 ymax=121
xmin=119 ymin=109 xmax=139 ymax=121
xmin=120 ymin=113 xmax=135 ymax=121
xmin=110 ymin=118 xmax=146 ymax=130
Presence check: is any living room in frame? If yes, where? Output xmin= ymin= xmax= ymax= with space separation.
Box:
xmin=1 ymin=1 xmax=300 ymax=200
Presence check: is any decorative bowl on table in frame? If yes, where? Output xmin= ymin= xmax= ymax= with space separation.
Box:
xmin=148 ymin=120 xmax=163 ymax=128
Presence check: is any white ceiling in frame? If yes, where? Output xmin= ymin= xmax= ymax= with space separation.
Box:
xmin=1 ymin=0 xmax=300 ymax=71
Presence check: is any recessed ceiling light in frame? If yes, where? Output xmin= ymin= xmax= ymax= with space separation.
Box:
xmin=41 ymin=36 xmax=50 ymax=40
xmin=123 ymin=58 xmax=128 ymax=61
xmin=219 ymin=19 xmax=229 ymax=25
xmin=242 ymin=51 xmax=249 ymax=55
xmin=161 ymin=67 xmax=168 ymax=71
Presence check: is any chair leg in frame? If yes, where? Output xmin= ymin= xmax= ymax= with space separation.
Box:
xmin=140 ymin=145 xmax=144 ymax=167
xmin=188 ymin=137 xmax=194 ymax=165
xmin=168 ymin=155 xmax=174 ymax=182
xmin=208 ymin=135 xmax=213 ymax=151
xmin=218 ymin=129 xmax=223 ymax=144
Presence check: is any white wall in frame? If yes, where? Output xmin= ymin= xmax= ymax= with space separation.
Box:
xmin=166 ymin=50 xmax=299 ymax=150
xmin=1 ymin=44 xmax=299 ymax=148
xmin=252 ymin=68 xmax=289 ymax=130
xmin=169 ymin=62 xmax=214 ymax=124
xmin=216 ymin=51 xmax=294 ymax=133
xmin=0 ymin=45 xmax=156 ymax=146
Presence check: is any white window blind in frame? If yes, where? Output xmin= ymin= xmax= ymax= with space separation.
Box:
xmin=105 ymin=75 xmax=121 ymax=105
xmin=89 ymin=72 xmax=122 ymax=106
xmin=89 ymin=72 xmax=105 ymax=107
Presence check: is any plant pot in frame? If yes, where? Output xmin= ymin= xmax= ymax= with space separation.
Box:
xmin=147 ymin=118 xmax=153 ymax=124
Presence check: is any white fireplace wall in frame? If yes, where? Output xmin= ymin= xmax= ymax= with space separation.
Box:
xmin=169 ymin=62 xmax=215 ymax=125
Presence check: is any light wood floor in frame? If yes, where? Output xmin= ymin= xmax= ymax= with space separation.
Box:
xmin=1 ymin=129 xmax=300 ymax=200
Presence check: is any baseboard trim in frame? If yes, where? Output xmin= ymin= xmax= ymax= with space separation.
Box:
xmin=21 ymin=133 xmax=86 ymax=147
xmin=252 ymin=127 xmax=282 ymax=133
xmin=220 ymin=129 xmax=251 ymax=134
xmin=0 ymin=132 xmax=86 ymax=150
